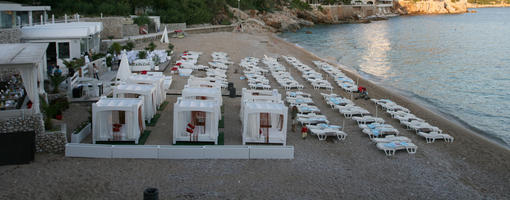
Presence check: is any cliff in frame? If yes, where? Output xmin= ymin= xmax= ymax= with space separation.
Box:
xmin=396 ymin=0 xmax=468 ymax=14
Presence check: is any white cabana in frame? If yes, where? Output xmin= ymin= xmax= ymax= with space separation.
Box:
xmin=0 ymin=43 xmax=47 ymax=118
xmin=242 ymin=101 xmax=288 ymax=145
xmin=240 ymin=89 xmax=282 ymax=120
xmin=92 ymin=97 xmax=145 ymax=144
xmin=116 ymin=53 xmax=132 ymax=82
xmin=127 ymin=74 xmax=165 ymax=106
xmin=160 ymin=26 xmax=169 ymax=44
xmin=182 ymin=87 xmax=222 ymax=106
xmin=173 ymin=98 xmax=220 ymax=144
xmin=113 ymin=84 xmax=157 ymax=121
xmin=146 ymin=72 xmax=172 ymax=92
xmin=186 ymin=79 xmax=221 ymax=89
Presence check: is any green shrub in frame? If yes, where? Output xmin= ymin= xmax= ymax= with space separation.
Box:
xmin=138 ymin=51 xmax=148 ymax=59
xmin=133 ymin=14 xmax=152 ymax=26
xmin=290 ymin=0 xmax=312 ymax=11
xmin=91 ymin=53 xmax=106 ymax=61
xmin=168 ymin=43 xmax=174 ymax=51
xmin=106 ymin=55 xmax=113 ymax=67
xmin=145 ymin=42 xmax=156 ymax=52
xmin=152 ymin=55 xmax=161 ymax=65
xmin=109 ymin=42 xmax=122 ymax=55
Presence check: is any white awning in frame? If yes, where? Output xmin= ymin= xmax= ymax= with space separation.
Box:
xmin=21 ymin=22 xmax=103 ymax=40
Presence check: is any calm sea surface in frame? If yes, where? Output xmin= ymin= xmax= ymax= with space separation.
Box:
xmin=280 ymin=7 xmax=510 ymax=146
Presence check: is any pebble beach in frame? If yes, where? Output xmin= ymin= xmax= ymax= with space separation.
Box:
xmin=1 ymin=32 xmax=509 ymax=199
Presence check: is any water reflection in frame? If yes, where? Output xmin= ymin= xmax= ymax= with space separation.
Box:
xmin=358 ymin=22 xmax=392 ymax=78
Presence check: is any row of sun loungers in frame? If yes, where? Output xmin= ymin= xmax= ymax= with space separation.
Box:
xmin=371 ymin=99 xmax=454 ymax=143
xmin=282 ymin=56 xmax=333 ymax=91
xmin=175 ymin=51 xmax=208 ymax=71
xmin=321 ymin=93 xmax=369 ymax=118
xmin=205 ymin=52 xmax=232 ymax=88
xmin=318 ymin=91 xmax=417 ymax=156
xmin=240 ymin=57 xmax=272 ymax=90
xmin=285 ymin=91 xmax=346 ymax=141
xmin=313 ymin=61 xmax=358 ymax=93
xmin=262 ymin=56 xmax=304 ymax=90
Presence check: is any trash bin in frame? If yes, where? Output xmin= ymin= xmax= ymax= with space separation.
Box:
xmin=143 ymin=187 xmax=159 ymax=200
xmin=98 ymin=83 xmax=103 ymax=96
xmin=229 ymin=87 xmax=236 ymax=98
xmin=72 ymin=86 xmax=83 ymax=98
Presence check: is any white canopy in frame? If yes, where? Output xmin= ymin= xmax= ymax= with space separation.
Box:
xmin=92 ymin=97 xmax=145 ymax=144
xmin=182 ymin=87 xmax=222 ymax=106
xmin=128 ymin=74 xmax=166 ymax=106
xmin=242 ymin=101 xmax=287 ymax=145
xmin=160 ymin=26 xmax=169 ymax=44
xmin=0 ymin=43 xmax=48 ymax=117
xmin=113 ymin=84 xmax=157 ymax=122
xmin=173 ymin=98 xmax=220 ymax=144
xmin=21 ymin=22 xmax=103 ymax=40
xmin=116 ymin=53 xmax=132 ymax=82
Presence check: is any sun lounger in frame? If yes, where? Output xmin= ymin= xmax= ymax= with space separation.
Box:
xmin=376 ymin=141 xmax=417 ymax=156
xmin=371 ymin=135 xmax=412 ymax=143
xmin=417 ymin=132 xmax=454 ymax=143
xmin=352 ymin=116 xmax=385 ymax=125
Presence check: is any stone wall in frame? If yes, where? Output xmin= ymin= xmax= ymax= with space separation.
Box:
xmin=82 ymin=17 xmax=133 ymax=39
xmin=123 ymin=24 xmax=140 ymax=37
xmin=36 ymin=124 xmax=67 ymax=153
xmin=0 ymin=28 xmax=21 ymax=44
xmin=161 ymin=23 xmax=187 ymax=31
xmin=0 ymin=114 xmax=66 ymax=153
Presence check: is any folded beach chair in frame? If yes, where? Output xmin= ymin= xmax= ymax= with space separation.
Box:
xmin=417 ymin=132 xmax=454 ymax=143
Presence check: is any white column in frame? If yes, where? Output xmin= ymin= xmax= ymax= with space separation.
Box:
xmin=65 ymin=14 xmax=67 ymax=23
xmin=52 ymin=14 xmax=54 ymax=24
xmin=28 ymin=11 xmax=33 ymax=26
xmin=40 ymin=15 xmax=43 ymax=25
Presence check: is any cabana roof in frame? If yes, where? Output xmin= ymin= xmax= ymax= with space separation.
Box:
xmin=182 ymin=87 xmax=220 ymax=97
xmin=245 ymin=102 xmax=287 ymax=114
xmin=95 ymin=97 xmax=143 ymax=111
xmin=129 ymin=74 xmax=164 ymax=82
xmin=0 ymin=43 xmax=48 ymax=65
xmin=116 ymin=84 xmax=155 ymax=93
xmin=21 ymin=22 xmax=103 ymax=40
xmin=174 ymin=98 xmax=218 ymax=112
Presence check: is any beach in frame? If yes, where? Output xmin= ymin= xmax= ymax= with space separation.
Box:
xmin=1 ymin=32 xmax=509 ymax=199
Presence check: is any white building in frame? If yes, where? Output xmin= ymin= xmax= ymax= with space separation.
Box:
xmin=0 ymin=1 xmax=51 ymax=28
xmin=20 ymin=22 xmax=103 ymax=68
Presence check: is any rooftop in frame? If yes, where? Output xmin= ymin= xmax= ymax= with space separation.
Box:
xmin=0 ymin=43 xmax=48 ymax=65
xmin=0 ymin=1 xmax=51 ymax=11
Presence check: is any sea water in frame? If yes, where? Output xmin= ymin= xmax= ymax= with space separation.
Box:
xmin=279 ymin=8 xmax=510 ymax=147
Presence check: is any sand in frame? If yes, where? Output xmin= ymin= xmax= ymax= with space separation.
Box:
xmin=1 ymin=32 xmax=509 ymax=200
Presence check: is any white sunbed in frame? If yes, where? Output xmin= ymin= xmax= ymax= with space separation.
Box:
xmin=297 ymin=113 xmax=329 ymax=125
xmin=352 ymin=116 xmax=385 ymax=126
xmin=371 ymin=135 xmax=412 ymax=143
xmin=309 ymin=127 xmax=347 ymax=141
xmin=287 ymin=91 xmax=311 ymax=98
xmin=376 ymin=141 xmax=418 ymax=156
xmin=417 ymin=132 xmax=454 ymax=143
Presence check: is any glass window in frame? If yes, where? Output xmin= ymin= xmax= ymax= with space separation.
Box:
xmin=80 ymin=38 xmax=87 ymax=55
xmin=58 ymin=42 xmax=70 ymax=59
xmin=1 ymin=11 xmax=14 ymax=28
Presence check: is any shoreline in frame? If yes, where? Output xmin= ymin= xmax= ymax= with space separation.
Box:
xmin=468 ymin=3 xmax=510 ymax=8
xmin=270 ymin=33 xmax=510 ymax=153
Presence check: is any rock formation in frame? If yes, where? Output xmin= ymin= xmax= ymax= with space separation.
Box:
xmin=396 ymin=0 xmax=468 ymax=14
